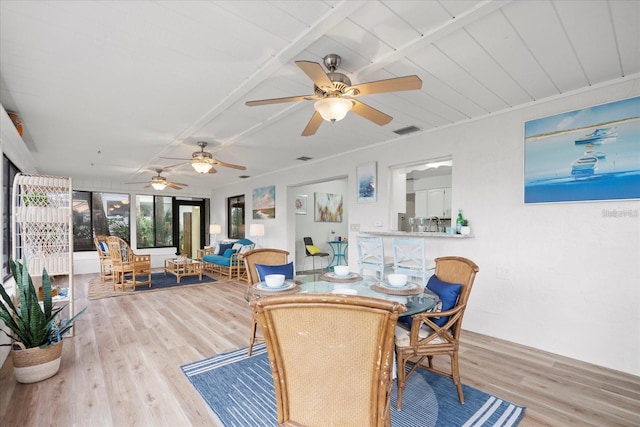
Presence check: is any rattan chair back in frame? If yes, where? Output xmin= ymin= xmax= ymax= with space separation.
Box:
xmin=243 ymin=248 xmax=290 ymax=285
xmin=252 ymin=293 xmax=405 ymax=427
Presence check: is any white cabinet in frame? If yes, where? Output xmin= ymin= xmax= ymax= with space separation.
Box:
xmin=426 ymin=187 xmax=452 ymax=218
xmin=414 ymin=190 xmax=428 ymax=217
xmin=413 ymin=187 xmax=452 ymax=219
xmin=12 ymin=174 xmax=74 ymax=334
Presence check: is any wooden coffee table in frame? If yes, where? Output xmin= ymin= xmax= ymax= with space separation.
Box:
xmin=164 ymin=258 xmax=203 ymax=283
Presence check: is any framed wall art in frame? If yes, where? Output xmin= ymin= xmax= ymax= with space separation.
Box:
xmin=524 ymin=96 xmax=640 ymax=204
xmin=252 ymin=185 xmax=276 ymax=219
xmin=357 ymin=161 xmax=377 ymax=203
xmin=314 ymin=192 xmax=343 ymax=222
xmin=295 ymin=194 xmax=307 ymax=215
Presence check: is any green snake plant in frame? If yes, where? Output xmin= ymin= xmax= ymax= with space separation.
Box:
xmin=0 ymin=259 xmax=85 ymax=348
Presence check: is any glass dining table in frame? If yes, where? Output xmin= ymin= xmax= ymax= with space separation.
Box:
xmin=247 ymin=273 xmax=440 ymax=316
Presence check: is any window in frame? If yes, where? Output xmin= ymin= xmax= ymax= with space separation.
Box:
xmin=227 ymin=195 xmax=245 ymax=239
xmin=2 ymin=155 xmax=21 ymax=280
xmin=136 ymin=195 xmax=173 ymax=248
xmin=72 ymin=191 xmax=130 ymax=250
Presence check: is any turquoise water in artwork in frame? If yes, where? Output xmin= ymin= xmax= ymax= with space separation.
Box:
xmin=524 ymin=98 xmax=640 ymax=203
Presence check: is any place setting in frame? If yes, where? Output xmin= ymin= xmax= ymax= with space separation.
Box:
xmin=320 ymin=265 xmax=362 ymax=283
xmin=371 ymin=273 xmax=424 ymax=296
xmin=251 ymin=274 xmax=300 ymax=295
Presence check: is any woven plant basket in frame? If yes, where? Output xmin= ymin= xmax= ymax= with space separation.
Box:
xmin=11 ymin=340 xmax=63 ymax=384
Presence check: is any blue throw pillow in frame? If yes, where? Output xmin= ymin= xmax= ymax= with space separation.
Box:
xmin=255 ymin=262 xmax=294 ymax=281
xmin=218 ymin=243 xmax=233 ymax=255
xmin=426 ymin=275 xmax=462 ymax=327
xmin=223 ymin=248 xmax=237 ymax=258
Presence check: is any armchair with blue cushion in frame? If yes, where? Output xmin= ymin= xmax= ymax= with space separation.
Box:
xmin=198 ymin=238 xmax=255 ymax=279
xmin=394 ymin=256 xmax=479 ymax=409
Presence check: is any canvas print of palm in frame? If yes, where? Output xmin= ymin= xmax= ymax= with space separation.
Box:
xmin=524 ymin=96 xmax=640 ymax=203
xmin=315 ymin=192 xmax=343 ymax=222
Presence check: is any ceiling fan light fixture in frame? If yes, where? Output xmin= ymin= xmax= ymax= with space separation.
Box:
xmin=314 ymin=98 xmax=353 ymax=122
xmin=192 ymin=160 xmax=213 ymax=174
xmin=151 ymin=182 xmax=167 ymax=191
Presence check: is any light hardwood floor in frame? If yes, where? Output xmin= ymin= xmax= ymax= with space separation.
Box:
xmin=1 ymin=273 xmax=638 ymax=426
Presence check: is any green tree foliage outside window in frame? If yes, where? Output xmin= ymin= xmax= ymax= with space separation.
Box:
xmin=136 ymin=195 xmax=173 ymax=248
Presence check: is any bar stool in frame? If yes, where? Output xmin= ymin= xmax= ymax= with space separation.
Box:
xmin=392 ymin=237 xmax=435 ymax=286
xmin=356 ymin=236 xmax=393 ymax=280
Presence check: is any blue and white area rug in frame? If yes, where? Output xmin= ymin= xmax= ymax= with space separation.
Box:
xmin=181 ymin=343 xmax=525 ymax=427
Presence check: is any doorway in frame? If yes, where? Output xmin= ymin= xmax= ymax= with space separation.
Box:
xmin=173 ymin=199 xmax=206 ymax=258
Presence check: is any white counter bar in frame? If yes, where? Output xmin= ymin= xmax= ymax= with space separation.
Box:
xmin=361 ymin=231 xmax=474 ymax=239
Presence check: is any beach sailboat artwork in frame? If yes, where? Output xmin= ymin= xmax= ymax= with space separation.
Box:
xmin=524 ymin=96 xmax=640 ymax=203
xmin=574 ymin=126 xmax=618 ymax=145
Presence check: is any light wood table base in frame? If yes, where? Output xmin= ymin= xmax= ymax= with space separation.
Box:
xmin=164 ymin=258 xmax=203 ymax=283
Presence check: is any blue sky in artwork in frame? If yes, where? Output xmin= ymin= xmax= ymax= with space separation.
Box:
xmin=253 ymin=186 xmax=275 ymax=209
xmin=525 ymin=96 xmax=640 ymax=138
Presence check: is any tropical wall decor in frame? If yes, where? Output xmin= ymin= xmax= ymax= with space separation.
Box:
xmin=252 ymin=185 xmax=275 ymax=219
xmin=524 ymin=96 xmax=640 ymax=203
xmin=314 ymin=192 xmax=343 ymax=222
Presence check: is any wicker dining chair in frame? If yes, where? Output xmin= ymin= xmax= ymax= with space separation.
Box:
xmin=395 ymin=256 xmax=479 ymax=409
xmin=106 ymin=236 xmax=152 ymax=291
xmin=252 ymin=293 xmax=406 ymax=427
xmin=242 ymin=248 xmax=290 ymax=356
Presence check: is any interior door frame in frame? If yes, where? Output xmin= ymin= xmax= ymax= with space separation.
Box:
xmin=172 ymin=198 xmax=206 ymax=256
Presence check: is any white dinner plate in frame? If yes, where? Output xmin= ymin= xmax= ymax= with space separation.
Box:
xmin=327 ymin=272 xmax=358 ymax=279
xmin=256 ymin=281 xmax=296 ymax=292
xmin=380 ymin=282 xmax=416 ymax=291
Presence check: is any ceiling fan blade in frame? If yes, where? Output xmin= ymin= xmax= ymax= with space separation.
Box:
xmin=170 ymin=182 xmax=188 ymax=187
xmin=350 ymin=100 xmax=393 ymax=126
xmin=212 ymin=160 xmax=246 ymax=170
xmin=208 ymin=166 xmax=218 ymax=174
xmin=302 ymin=111 xmax=324 ymax=136
xmin=160 ymin=156 xmax=190 ymax=161
xmin=348 ymin=75 xmax=422 ymax=97
xmin=157 ymin=162 xmax=188 ymax=170
xmin=165 ymin=183 xmax=183 ymax=190
xmin=296 ymin=60 xmax=334 ymax=91
xmin=144 ymin=184 xmax=151 ymax=188
xmin=126 ymin=181 xmax=151 ymax=185
xmin=245 ymin=94 xmax=316 ymax=106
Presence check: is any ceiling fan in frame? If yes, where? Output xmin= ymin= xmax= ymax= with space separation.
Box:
xmin=161 ymin=141 xmax=247 ymax=174
xmin=245 ymin=53 xmax=422 ymax=136
xmin=127 ymin=168 xmax=188 ymax=191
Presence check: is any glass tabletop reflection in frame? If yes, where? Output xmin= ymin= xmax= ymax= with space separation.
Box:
xmin=251 ymin=274 xmax=439 ymax=316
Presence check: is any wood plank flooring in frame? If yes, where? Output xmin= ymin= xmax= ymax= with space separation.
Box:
xmin=1 ymin=273 xmax=639 ymax=426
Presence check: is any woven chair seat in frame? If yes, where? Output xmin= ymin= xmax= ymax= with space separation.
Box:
xmin=395 ymin=323 xmax=449 ymax=347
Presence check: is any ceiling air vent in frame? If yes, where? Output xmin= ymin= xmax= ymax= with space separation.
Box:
xmin=393 ymin=125 xmax=421 ymax=135
xmin=296 ymin=156 xmax=313 ymax=161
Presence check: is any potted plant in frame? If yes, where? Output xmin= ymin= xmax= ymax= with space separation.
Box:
xmin=0 ymin=259 xmax=86 ymax=383
xmin=460 ymin=219 xmax=471 ymax=235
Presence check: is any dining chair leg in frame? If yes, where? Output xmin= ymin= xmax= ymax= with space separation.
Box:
xmin=396 ymin=356 xmax=406 ymax=410
xmin=451 ymin=352 xmax=465 ymax=403
xmin=248 ymin=320 xmax=258 ymax=356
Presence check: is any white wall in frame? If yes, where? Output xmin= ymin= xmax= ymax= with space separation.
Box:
xmin=291 ymin=179 xmax=349 ymax=271
xmin=210 ymin=78 xmax=640 ymax=375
